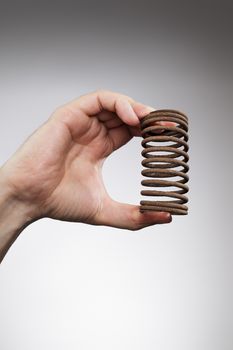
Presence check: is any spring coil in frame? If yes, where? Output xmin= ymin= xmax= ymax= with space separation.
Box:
xmin=140 ymin=109 xmax=189 ymax=215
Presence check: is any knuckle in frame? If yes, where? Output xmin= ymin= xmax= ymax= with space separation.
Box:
xmin=130 ymin=223 xmax=145 ymax=231
xmin=49 ymin=105 xmax=64 ymax=120
xmin=85 ymin=89 xmax=135 ymax=106
xmin=125 ymin=95 xmax=135 ymax=103
xmin=117 ymin=92 xmax=135 ymax=103
xmin=50 ymin=104 xmax=73 ymax=121
xmin=129 ymin=211 xmax=146 ymax=231
xmin=117 ymin=93 xmax=134 ymax=103
xmin=94 ymin=88 xmax=112 ymax=96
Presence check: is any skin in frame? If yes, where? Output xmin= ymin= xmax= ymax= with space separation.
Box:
xmin=0 ymin=90 xmax=172 ymax=263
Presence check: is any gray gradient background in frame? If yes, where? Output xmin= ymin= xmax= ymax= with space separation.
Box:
xmin=0 ymin=0 xmax=232 ymax=349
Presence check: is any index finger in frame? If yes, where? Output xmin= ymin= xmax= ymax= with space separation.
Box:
xmin=66 ymin=89 xmax=155 ymax=126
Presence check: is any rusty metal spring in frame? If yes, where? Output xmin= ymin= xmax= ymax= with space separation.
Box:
xmin=140 ymin=109 xmax=189 ymax=215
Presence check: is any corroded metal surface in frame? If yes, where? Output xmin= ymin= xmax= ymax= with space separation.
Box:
xmin=140 ymin=109 xmax=189 ymax=215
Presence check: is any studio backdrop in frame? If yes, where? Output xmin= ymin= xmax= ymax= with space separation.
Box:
xmin=0 ymin=1 xmax=232 ymax=349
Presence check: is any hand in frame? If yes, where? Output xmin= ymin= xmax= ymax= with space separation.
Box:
xmin=1 ymin=90 xmax=172 ymax=231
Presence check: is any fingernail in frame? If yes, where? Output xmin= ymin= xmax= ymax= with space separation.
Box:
xmin=158 ymin=212 xmax=172 ymax=224
xmin=159 ymin=121 xmax=176 ymax=126
xmin=164 ymin=213 xmax=172 ymax=223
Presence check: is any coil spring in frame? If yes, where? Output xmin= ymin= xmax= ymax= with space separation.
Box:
xmin=140 ymin=109 xmax=189 ymax=215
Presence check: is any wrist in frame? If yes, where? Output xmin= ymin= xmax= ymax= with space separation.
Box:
xmin=0 ymin=169 xmax=36 ymax=263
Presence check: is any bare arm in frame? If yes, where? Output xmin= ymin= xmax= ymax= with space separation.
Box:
xmin=0 ymin=177 xmax=35 ymax=263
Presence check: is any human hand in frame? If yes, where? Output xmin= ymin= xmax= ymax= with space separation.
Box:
xmin=0 ymin=90 xmax=172 ymax=231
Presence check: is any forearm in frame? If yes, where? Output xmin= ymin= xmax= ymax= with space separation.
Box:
xmin=0 ymin=174 xmax=34 ymax=263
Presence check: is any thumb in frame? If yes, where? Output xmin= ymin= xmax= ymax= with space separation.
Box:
xmin=94 ymin=198 xmax=172 ymax=230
